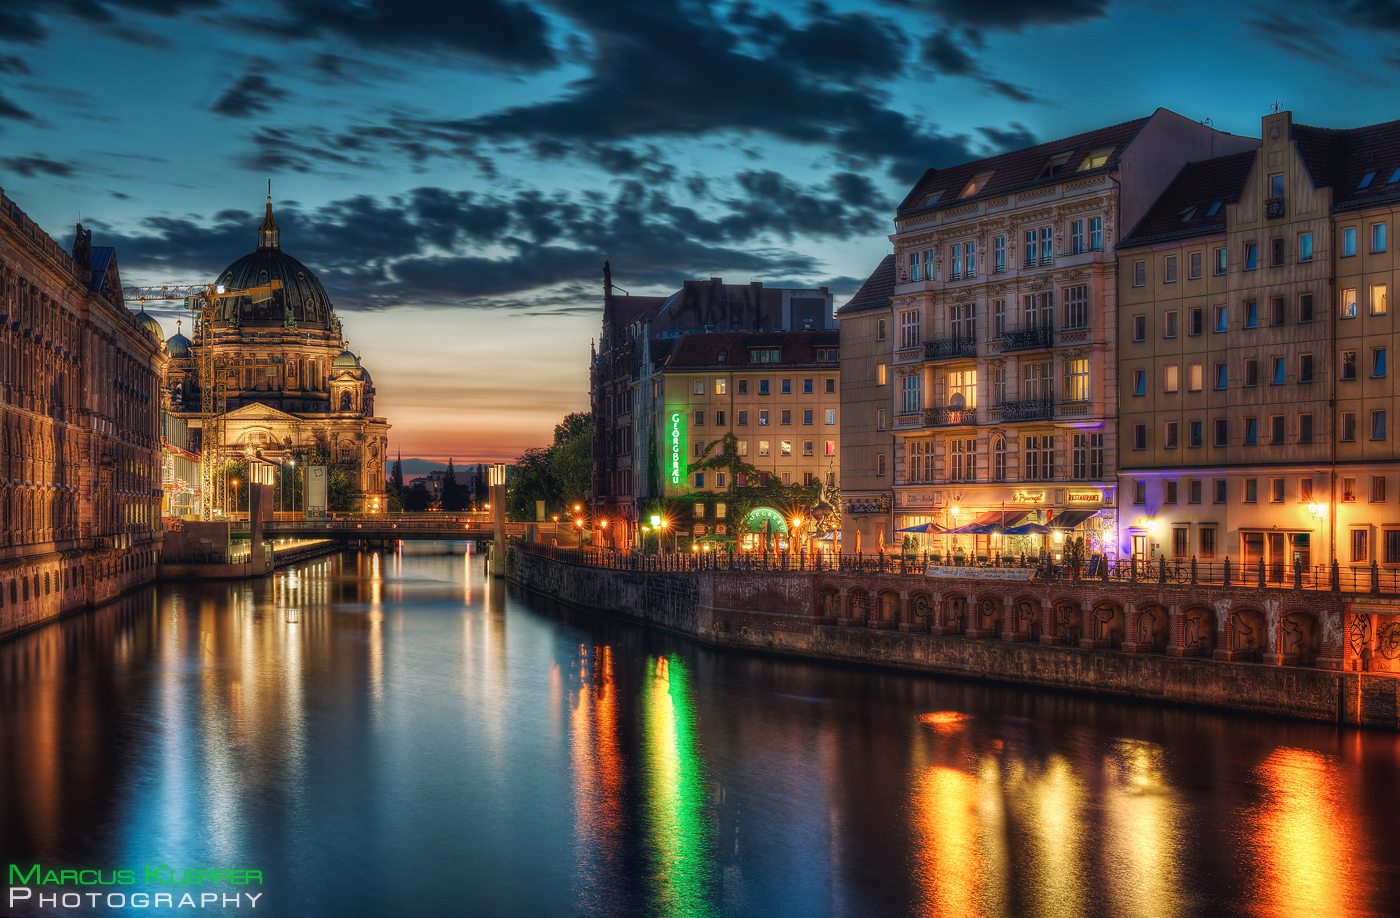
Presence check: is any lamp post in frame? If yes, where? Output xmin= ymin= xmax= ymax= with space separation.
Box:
xmin=949 ymin=505 xmax=960 ymax=557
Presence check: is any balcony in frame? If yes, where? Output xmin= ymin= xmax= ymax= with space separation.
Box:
xmin=1265 ymin=198 xmax=1285 ymax=219
xmin=990 ymin=399 xmax=1053 ymax=421
xmin=924 ymin=337 xmax=977 ymax=360
xmin=999 ymin=327 xmax=1053 ymax=351
xmin=1058 ymin=400 xmax=1092 ymax=418
xmin=924 ymin=406 xmax=978 ymax=427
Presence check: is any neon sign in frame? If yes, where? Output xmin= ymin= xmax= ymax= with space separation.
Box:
xmin=669 ymin=411 xmax=686 ymax=487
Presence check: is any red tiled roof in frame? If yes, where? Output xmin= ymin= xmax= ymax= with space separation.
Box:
xmin=895 ymin=116 xmax=1152 ymax=218
xmin=836 ymin=254 xmax=895 ymax=316
xmin=661 ymin=330 xmax=840 ymax=369
xmin=1294 ymin=118 xmax=1400 ymax=211
xmin=1118 ymin=150 xmax=1256 ymax=248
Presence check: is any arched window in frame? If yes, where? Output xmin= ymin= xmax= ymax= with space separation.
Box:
xmin=340 ymin=391 xmax=352 ymax=411
xmin=993 ymin=438 xmax=1007 ymax=481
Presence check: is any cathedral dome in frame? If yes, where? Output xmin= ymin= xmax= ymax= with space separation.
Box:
xmin=135 ymin=310 xmax=163 ymax=339
xmin=166 ymin=332 xmax=191 ymax=357
xmin=212 ymin=195 xmax=336 ymax=329
xmin=332 ymin=349 xmax=360 ymax=369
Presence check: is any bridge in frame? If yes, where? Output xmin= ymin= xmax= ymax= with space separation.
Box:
xmin=237 ymin=514 xmax=572 ymax=542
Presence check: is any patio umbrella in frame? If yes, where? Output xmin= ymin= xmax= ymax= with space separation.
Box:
xmin=947 ymin=523 xmax=996 ymax=535
xmin=1001 ymin=522 xmax=1051 ymax=535
xmin=896 ymin=522 xmax=947 ymax=534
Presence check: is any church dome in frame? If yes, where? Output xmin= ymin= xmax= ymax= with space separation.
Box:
xmin=166 ymin=332 xmax=191 ymax=357
xmin=212 ymin=195 xmax=336 ymax=329
xmin=332 ymin=349 xmax=360 ymax=369
xmin=135 ymin=310 xmax=163 ymax=339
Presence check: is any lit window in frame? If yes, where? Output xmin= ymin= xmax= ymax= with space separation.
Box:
xmin=1077 ymin=146 xmax=1114 ymax=171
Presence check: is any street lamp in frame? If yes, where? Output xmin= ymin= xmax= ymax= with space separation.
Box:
xmin=949 ymin=505 xmax=960 ymax=556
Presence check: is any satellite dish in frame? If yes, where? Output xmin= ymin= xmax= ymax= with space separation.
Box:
xmin=949 ymin=393 xmax=966 ymax=409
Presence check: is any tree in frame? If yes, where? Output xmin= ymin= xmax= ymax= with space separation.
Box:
xmin=506 ymin=447 xmax=555 ymax=521
xmin=549 ymin=413 xmax=592 ymax=508
xmin=441 ymin=458 xmax=469 ymax=511
xmin=402 ymin=482 xmax=432 ymax=512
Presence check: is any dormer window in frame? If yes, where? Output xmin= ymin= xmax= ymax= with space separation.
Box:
xmin=1206 ymin=200 xmax=1223 ymax=217
xmin=1180 ymin=206 xmax=1198 ymax=223
xmin=717 ymin=350 xmax=727 ymax=363
xmin=959 ymin=171 xmax=994 ymax=198
xmin=1077 ymin=146 xmax=1116 ymax=171
xmin=1036 ymin=153 xmax=1074 ymax=181
xmin=922 ymin=189 xmax=945 ymax=207
xmin=1359 ymin=171 xmax=1377 ymax=190
xmin=1389 ymin=168 xmax=1400 ymax=184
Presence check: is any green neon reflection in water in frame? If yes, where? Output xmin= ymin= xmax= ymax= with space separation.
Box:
xmin=641 ymin=654 xmax=716 ymax=918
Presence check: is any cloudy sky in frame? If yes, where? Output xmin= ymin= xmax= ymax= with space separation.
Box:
xmin=3 ymin=0 xmax=1400 ymax=465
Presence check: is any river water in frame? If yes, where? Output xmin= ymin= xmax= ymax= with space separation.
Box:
xmin=2 ymin=543 xmax=1398 ymax=918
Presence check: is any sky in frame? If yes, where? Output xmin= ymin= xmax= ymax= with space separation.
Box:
xmin=3 ymin=0 xmax=1400 ymax=465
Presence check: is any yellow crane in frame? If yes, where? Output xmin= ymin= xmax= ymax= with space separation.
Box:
xmin=123 ymin=281 xmax=283 ymax=520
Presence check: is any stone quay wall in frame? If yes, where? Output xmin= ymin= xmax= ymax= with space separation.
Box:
xmin=508 ymin=546 xmax=1400 ymax=730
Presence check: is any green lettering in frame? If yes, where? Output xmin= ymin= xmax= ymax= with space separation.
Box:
xmin=59 ymin=870 xmax=78 ymax=885
xmin=244 ymin=870 xmax=262 ymax=885
xmin=214 ymin=870 xmax=230 ymax=886
xmin=78 ymin=870 xmax=99 ymax=885
xmin=145 ymin=865 xmax=169 ymax=886
xmin=9 ymin=865 xmax=40 ymax=885
xmin=199 ymin=870 xmax=216 ymax=885
xmin=41 ymin=870 xmax=60 ymax=885
xmin=117 ymin=870 xmax=135 ymax=885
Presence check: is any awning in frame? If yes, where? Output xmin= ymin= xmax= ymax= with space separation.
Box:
xmin=972 ymin=509 xmax=1031 ymax=529
xmin=1049 ymin=509 xmax=1101 ymax=529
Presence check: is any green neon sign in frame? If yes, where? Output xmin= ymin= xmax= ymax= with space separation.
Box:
xmin=668 ymin=411 xmax=686 ymax=488
xmin=743 ymin=506 xmax=788 ymax=533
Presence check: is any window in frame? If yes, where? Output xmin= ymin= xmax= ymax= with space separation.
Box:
xmin=908 ymin=251 xmax=921 ymax=282
xmin=1214 ymin=479 xmax=1228 ymax=503
xmin=1300 ymin=478 xmax=1314 ymax=502
xmin=1245 ymin=478 xmax=1258 ymax=502
xmin=1270 ymin=237 xmax=1285 ymax=267
xmin=1065 ymin=358 xmax=1090 ymax=402
xmin=1200 ymin=526 xmax=1217 ymax=559
xmin=1024 ymin=291 xmax=1053 ymax=330
xmin=877 ymin=454 xmax=886 ymax=477
xmin=1189 ymin=363 xmax=1203 ymax=391
xmin=738 ymin=379 xmax=748 ymax=395
xmin=716 ymin=410 xmax=726 ymax=426
xmin=1374 ymin=410 xmax=1388 ymax=441
xmin=694 ymin=410 xmax=705 ymax=426
xmin=781 ymin=379 xmax=791 ymax=395
xmin=759 ymin=379 xmax=770 ymax=395
xmin=1372 ymin=284 xmax=1388 ymax=316
xmin=1244 ymin=358 xmax=1258 ymax=387
xmin=900 ymin=375 xmax=921 ymax=415
xmin=947 ymin=369 xmax=977 ymax=408
xmin=825 ymin=377 xmax=835 ymax=393
xmin=1023 ymin=361 xmax=1052 ymax=401
xmin=1269 ymin=296 xmax=1284 ymax=326
xmin=1189 ymin=251 xmax=1202 ymax=279
xmin=715 ymin=379 xmax=727 ymax=395
xmin=1342 ymin=351 xmax=1356 ymax=380
xmin=1134 ymin=424 xmax=1147 ymax=450
xmin=1189 ymin=307 xmax=1203 ymax=336
xmin=1165 ymin=364 xmax=1180 ymax=392
xmin=1025 ymin=230 xmax=1038 ymax=268
xmin=993 ymin=299 xmax=1006 ymax=337
xmin=1072 ymin=433 xmax=1088 ymax=479
xmin=1132 ymin=314 xmax=1146 ymax=342
xmin=1343 ymin=227 xmax=1357 ymax=257
xmin=1299 ymin=232 xmax=1313 ymax=262
xmin=877 ymin=363 xmax=887 ymax=386
xmin=803 ymin=378 xmax=813 ymax=394
xmin=803 ymin=409 xmax=813 ymax=425
xmin=694 ymin=442 xmax=705 ymax=458
xmin=1090 ymin=217 xmax=1103 ymax=251
xmin=1344 ymin=477 xmax=1357 ymax=502
xmin=1190 ymin=420 xmax=1203 ymax=448
xmin=1164 ymin=310 xmax=1178 ymax=338
xmin=1245 ymin=243 xmax=1257 ymax=270
xmin=1245 ymin=417 xmax=1258 ymax=445
xmin=877 ymin=318 xmax=886 ymax=341
xmin=906 ymin=440 xmax=929 ymax=483
xmin=695 ymin=472 xmax=705 ymax=487
xmin=1299 ymin=293 xmax=1314 ymax=323
xmin=1269 ymin=173 xmax=1285 ymax=200
xmin=1063 ymin=285 xmax=1088 ymax=328
xmin=1299 ymin=414 xmax=1313 ymax=443
xmin=994 ymin=236 xmax=1006 ymax=272
xmin=1353 ymin=529 xmax=1369 ymax=563
xmin=1039 ymin=226 xmax=1052 ymax=264
xmin=780 ymin=409 xmax=791 ymax=425
xmin=759 ymin=410 xmax=770 ymax=425
xmin=1376 ymin=348 xmax=1389 ymax=378
xmin=964 ymin=241 xmax=976 ymax=277
xmin=825 ymin=440 xmax=836 ymax=457
xmin=1024 ymin=435 xmax=1052 ymax=479
xmin=1079 ymin=146 xmax=1114 ymax=170
xmin=1165 ymin=421 xmax=1179 ymax=449
xmin=1272 ymin=357 xmax=1285 ymax=385
xmin=949 ymin=438 xmax=975 ymax=482
xmin=1132 ymin=368 xmax=1146 ymax=396
xmin=825 ymin=409 xmax=836 ymax=425
xmin=1245 ymin=300 xmax=1258 ymax=328
xmin=950 ymin=301 xmax=975 ymax=340
xmin=1215 ymin=363 xmax=1228 ymax=390
xmin=1164 ymin=255 xmax=1178 ymax=283
xmin=780 ymin=440 xmax=792 ymax=456
xmin=1375 ymin=476 xmax=1388 ymax=502
xmin=750 ymin=348 xmax=781 ymax=363
xmin=1342 ymin=287 xmax=1357 ymax=318
xmin=1165 ymin=481 xmax=1179 ymax=504
xmin=1374 ymin=223 xmax=1388 ymax=253
xmin=1271 ymin=415 xmax=1285 ymax=444
xmin=900 ymin=309 xmax=920 ymax=349
xmin=1072 ymin=220 xmax=1085 ymax=254
xmin=1214 ymin=305 xmax=1227 ymax=333
xmin=738 ymin=410 xmax=748 ymax=426
xmin=1133 ymin=260 xmax=1146 ymax=286
xmin=1342 ymin=412 xmax=1357 ymax=442
xmin=993 ymin=438 xmax=1007 ymax=481
xmin=803 ymin=440 xmax=814 ymax=456
xmin=1360 ymin=171 xmax=1377 ymax=190
xmin=1214 ymin=247 xmax=1227 ymax=275
xmin=876 ymin=408 xmax=886 ymax=431
xmin=1388 ymin=531 xmax=1400 ymax=564
xmin=950 ymin=244 xmax=962 ymax=279
xmin=1271 ymin=478 xmax=1285 ymax=503
xmin=694 ymin=379 xmax=705 ymax=395
xmin=1134 ymin=480 xmax=1147 ymax=505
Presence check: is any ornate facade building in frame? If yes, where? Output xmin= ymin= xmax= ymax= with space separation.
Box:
xmin=160 ymin=197 xmax=389 ymax=513
xmin=0 ymin=189 xmax=166 ymax=638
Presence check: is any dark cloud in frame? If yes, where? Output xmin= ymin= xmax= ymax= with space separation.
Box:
xmin=0 ymin=54 xmax=29 ymax=74
xmin=0 ymin=0 xmax=221 ymax=46
xmin=921 ymin=30 xmax=1036 ymax=101
xmin=1 ymin=153 xmax=76 ymax=177
xmin=978 ymin=124 xmax=1036 ymax=151
xmin=102 ymin=174 xmax=878 ymax=306
xmin=249 ymin=0 xmax=555 ymax=69
xmin=0 ymin=92 xmax=34 ymax=122
xmin=730 ymin=2 xmax=909 ymax=83
xmin=211 ymin=73 xmax=290 ymax=118
xmin=883 ymin=0 xmax=1112 ymax=32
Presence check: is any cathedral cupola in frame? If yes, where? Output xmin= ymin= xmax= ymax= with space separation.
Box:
xmin=258 ymin=184 xmax=280 ymax=250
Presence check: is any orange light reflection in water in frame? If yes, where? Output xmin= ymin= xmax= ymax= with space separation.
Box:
xmin=912 ymin=766 xmax=986 ymax=918
xmin=1103 ymin=739 xmax=1182 ymax=918
xmin=570 ymin=645 xmax=625 ymax=914
xmin=1248 ymin=747 xmax=1358 ymax=918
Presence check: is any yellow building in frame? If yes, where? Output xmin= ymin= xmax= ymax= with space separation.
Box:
xmin=836 ymin=255 xmax=896 ymax=553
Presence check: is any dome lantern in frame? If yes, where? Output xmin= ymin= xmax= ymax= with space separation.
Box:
xmin=258 ymin=181 xmax=279 ymax=250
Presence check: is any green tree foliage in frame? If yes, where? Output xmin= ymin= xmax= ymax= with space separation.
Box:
xmin=505 ymin=412 xmax=594 ymax=521
xmin=505 ymin=447 xmax=556 ymax=521
xmin=303 ymin=451 xmax=359 ymax=513
xmin=403 ymin=482 xmax=432 ymax=512
xmin=441 ymin=458 xmax=470 ymax=511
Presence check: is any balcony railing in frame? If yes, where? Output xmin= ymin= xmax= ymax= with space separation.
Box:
xmin=1058 ymin=400 xmax=1092 ymax=418
xmin=924 ymin=337 xmax=977 ymax=360
xmin=1265 ymin=198 xmax=1285 ymax=219
xmin=924 ymin=406 xmax=978 ymax=427
xmin=1000 ymin=327 xmax=1053 ymax=351
xmin=990 ymin=399 xmax=1053 ymax=421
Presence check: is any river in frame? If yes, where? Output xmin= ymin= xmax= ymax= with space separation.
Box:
xmin=2 ymin=543 xmax=1398 ymax=917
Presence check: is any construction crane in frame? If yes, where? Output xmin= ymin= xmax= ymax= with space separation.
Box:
xmin=123 ymin=281 xmax=283 ymax=520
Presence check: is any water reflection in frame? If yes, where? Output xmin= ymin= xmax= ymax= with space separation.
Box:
xmin=1 ymin=546 xmax=1399 ymax=918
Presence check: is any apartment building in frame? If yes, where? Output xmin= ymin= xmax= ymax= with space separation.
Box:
xmin=1119 ymin=110 xmax=1400 ymax=580
xmin=876 ymin=109 xmax=1255 ymax=558
xmin=836 ymin=255 xmax=896 ymax=553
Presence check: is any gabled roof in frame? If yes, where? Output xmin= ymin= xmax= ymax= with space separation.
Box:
xmin=1294 ymin=118 xmax=1400 ymax=212
xmin=1118 ymin=150 xmax=1256 ymax=249
xmin=895 ymin=116 xmax=1152 ymax=219
xmin=660 ymin=330 xmax=840 ymax=370
xmin=836 ymin=255 xmax=895 ymax=317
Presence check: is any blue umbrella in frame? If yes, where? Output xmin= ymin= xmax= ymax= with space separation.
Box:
xmin=1001 ymin=522 xmax=1051 ymax=535
xmin=896 ymin=522 xmax=947 ymax=534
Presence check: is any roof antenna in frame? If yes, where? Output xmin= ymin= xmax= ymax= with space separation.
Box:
xmin=1270 ymin=100 xmax=1283 ymax=114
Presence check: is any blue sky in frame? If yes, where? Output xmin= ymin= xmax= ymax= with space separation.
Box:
xmin=3 ymin=0 xmax=1399 ymax=462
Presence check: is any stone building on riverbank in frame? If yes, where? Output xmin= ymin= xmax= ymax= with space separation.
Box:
xmin=0 ymin=188 xmax=166 ymax=638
